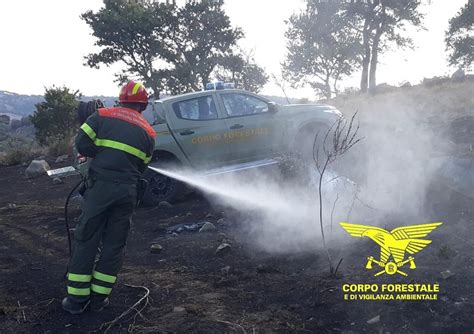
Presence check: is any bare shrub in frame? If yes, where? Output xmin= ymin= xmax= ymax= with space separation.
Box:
xmin=0 ymin=138 xmax=43 ymax=166
xmin=313 ymin=112 xmax=362 ymax=273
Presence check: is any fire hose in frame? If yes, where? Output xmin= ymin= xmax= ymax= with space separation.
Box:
xmin=64 ymin=178 xmax=84 ymax=256
xmin=61 ymin=99 xmax=103 ymax=276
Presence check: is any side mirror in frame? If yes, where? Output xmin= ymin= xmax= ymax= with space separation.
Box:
xmin=268 ymin=102 xmax=279 ymax=114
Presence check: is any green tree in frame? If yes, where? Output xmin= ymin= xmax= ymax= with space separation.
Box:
xmin=213 ymin=51 xmax=268 ymax=93
xmin=161 ymin=1 xmax=243 ymax=95
xmin=30 ymin=87 xmax=80 ymax=146
xmin=82 ymin=0 xmax=242 ymax=97
xmin=283 ymin=1 xmax=362 ymax=99
xmin=82 ymin=0 xmax=176 ymax=98
xmin=347 ymin=0 xmax=424 ymax=93
xmin=446 ymin=0 xmax=473 ymax=70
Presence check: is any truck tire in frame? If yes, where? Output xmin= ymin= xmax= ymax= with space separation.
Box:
xmin=295 ymin=124 xmax=330 ymax=164
xmin=141 ymin=166 xmax=186 ymax=206
xmin=279 ymin=124 xmax=331 ymax=183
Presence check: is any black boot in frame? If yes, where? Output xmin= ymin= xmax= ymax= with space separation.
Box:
xmin=90 ymin=294 xmax=110 ymax=312
xmin=62 ymin=297 xmax=90 ymax=315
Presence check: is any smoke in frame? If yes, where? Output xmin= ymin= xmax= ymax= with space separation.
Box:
xmin=150 ymin=88 xmax=462 ymax=255
xmin=347 ymin=108 xmax=438 ymax=223
xmin=149 ymin=164 xmax=363 ymax=254
xmin=334 ymin=90 xmax=453 ymax=226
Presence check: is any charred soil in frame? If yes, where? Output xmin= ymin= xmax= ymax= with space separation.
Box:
xmin=0 ymin=157 xmax=473 ymax=333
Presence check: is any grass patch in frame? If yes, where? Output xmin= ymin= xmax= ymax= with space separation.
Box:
xmin=0 ymin=138 xmax=44 ymax=167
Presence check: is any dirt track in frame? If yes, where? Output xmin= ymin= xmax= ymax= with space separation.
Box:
xmin=0 ymin=160 xmax=473 ymax=333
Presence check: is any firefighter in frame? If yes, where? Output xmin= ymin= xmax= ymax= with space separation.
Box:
xmin=62 ymin=81 xmax=156 ymax=315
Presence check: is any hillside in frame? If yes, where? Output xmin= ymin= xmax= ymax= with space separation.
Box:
xmin=0 ymin=90 xmax=117 ymax=119
xmin=329 ymin=78 xmax=474 ymax=119
xmin=0 ymin=91 xmax=44 ymax=117
xmin=0 ymin=89 xmax=301 ymax=120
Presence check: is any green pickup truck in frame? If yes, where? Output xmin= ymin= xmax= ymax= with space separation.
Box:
xmin=141 ymin=87 xmax=342 ymax=204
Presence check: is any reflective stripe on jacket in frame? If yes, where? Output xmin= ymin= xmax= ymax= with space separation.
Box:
xmin=76 ymin=107 xmax=156 ymax=182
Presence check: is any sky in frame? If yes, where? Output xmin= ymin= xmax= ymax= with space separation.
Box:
xmin=0 ymin=0 xmax=468 ymax=99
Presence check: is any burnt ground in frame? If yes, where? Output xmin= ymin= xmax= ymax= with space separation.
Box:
xmin=0 ymin=159 xmax=473 ymax=334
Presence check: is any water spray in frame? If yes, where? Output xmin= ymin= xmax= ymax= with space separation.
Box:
xmin=148 ymin=165 xmax=362 ymax=253
xmin=148 ymin=166 xmax=302 ymax=214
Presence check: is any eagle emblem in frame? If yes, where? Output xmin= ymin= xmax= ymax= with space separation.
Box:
xmin=340 ymin=222 xmax=443 ymax=276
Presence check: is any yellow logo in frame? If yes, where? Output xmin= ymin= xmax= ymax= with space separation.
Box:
xmin=340 ymin=222 xmax=442 ymax=277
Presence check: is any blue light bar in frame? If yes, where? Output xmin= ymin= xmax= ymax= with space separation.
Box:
xmin=205 ymin=81 xmax=234 ymax=90
xmin=205 ymin=83 xmax=214 ymax=90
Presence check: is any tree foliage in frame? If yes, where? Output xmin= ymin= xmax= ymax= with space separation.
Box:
xmin=446 ymin=0 xmax=473 ymax=70
xmin=347 ymin=0 xmax=424 ymax=93
xmin=162 ymin=1 xmax=244 ymax=95
xmin=213 ymin=51 xmax=268 ymax=93
xmin=30 ymin=87 xmax=80 ymax=146
xmin=283 ymin=2 xmax=362 ymax=99
xmin=82 ymin=0 xmax=247 ymax=97
xmin=283 ymin=0 xmax=424 ymax=98
xmin=82 ymin=0 xmax=175 ymax=97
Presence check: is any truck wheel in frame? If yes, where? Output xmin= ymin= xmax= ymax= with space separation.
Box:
xmin=295 ymin=124 xmax=330 ymax=164
xmin=141 ymin=168 xmax=185 ymax=205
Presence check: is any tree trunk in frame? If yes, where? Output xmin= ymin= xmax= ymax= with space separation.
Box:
xmin=360 ymin=22 xmax=371 ymax=93
xmin=369 ymin=9 xmax=385 ymax=95
xmin=150 ymin=88 xmax=160 ymax=100
xmin=199 ymin=71 xmax=211 ymax=91
xmin=150 ymin=82 xmax=161 ymax=100
xmin=368 ymin=32 xmax=381 ymax=95
xmin=202 ymin=75 xmax=209 ymax=87
xmin=325 ymin=73 xmax=331 ymax=99
xmin=333 ymin=72 xmax=341 ymax=96
xmin=144 ymin=73 xmax=160 ymax=100
xmin=360 ymin=2 xmax=379 ymax=93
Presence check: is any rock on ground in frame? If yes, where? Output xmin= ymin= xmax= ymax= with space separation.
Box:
xmin=25 ymin=160 xmax=50 ymax=179
xmin=441 ymin=270 xmax=455 ymax=280
xmin=376 ymin=83 xmax=396 ymax=93
xmin=367 ymin=315 xmax=380 ymax=324
xmin=215 ymin=243 xmax=231 ymax=256
xmin=216 ymin=218 xmax=227 ymax=225
xmin=400 ymin=81 xmax=411 ymax=88
xmin=52 ymin=177 xmax=63 ymax=185
xmin=150 ymin=244 xmax=163 ymax=254
xmin=220 ymin=266 xmax=231 ymax=274
xmin=55 ymin=155 xmax=69 ymax=163
xmin=199 ymin=222 xmax=216 ymax=232
xmin=158 ymin=201 xmax=173 ymax=209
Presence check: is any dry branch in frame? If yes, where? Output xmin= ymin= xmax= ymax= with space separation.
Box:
xmin=99 ymin=284 xmax=150 ymax=334
xmin=215 ymin=319 xmax=248 ymax=334
xmin=17 ymin=301 xmax=26 ymax=322
xmin=334 ymin=258 xmax=343 ymax=276
xmin=313 ymin=112 xmax=362 ymax=274
xmin=330 ymin=193 xmax=339 ymax=233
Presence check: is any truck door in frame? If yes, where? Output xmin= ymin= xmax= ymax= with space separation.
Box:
xmin=166 ymin=94 xmax=231 ymax=169
xmin=217 ymin=92 xmax=282 ymax=163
